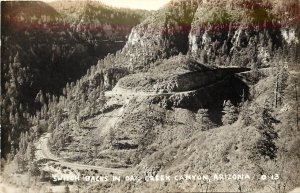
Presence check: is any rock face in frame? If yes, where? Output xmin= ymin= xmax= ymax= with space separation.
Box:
xmin=115 ymin=64 xmax=249 ymax=93
xmin=122 ymin=0 xmax=199 ymax=70
xmin=189 ymin=0 xmax=282 ymax=66
xmin=121 ymin=0 xmax=300 ymax=70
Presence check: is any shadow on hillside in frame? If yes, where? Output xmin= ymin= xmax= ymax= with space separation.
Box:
xmin=172 ymin=74 xmax=249 ymax=125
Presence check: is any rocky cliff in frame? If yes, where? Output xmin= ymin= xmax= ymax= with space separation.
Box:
xmin=189 ymin=0 xmax=300 ymax=66
xmin=122 ymin=0 xmax=199 ymax=70
xmin=121 ymin=0 xmax=300 ymax=70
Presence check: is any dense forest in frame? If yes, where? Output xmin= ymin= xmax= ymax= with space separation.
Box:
xmin=1 ymin=0 xmax=300 ymax=193
xmin=1 ymin=1 xmax=146 ymax=158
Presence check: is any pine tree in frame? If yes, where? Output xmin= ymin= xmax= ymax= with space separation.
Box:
xmin=256 ymin=102 xmax=278 ymax=159
xmin=222 ymin=100 xmax=238 ymax=125
xmin=65 ymin=185 xmax=70 ymax=193
xmin=29 ymin=161 xmax=40 ymax=177
xmin=26 ymin=141 xmax=35 ymax=162
xmin=94 ymin=145 xmax=98 ymax=159
xmin=15 ymin=152 xmax=25 ymax=172
xmin=196 ymin=108 xmax=212 ymax=131
xmin=295 ymin=81 xmax=299 ymax=130
xmin=200 ymin=49 xmax=208 ymax=64
xmin=109 ymin=127 xmax=115 ymax=146
xmin=274 ymin=74 xmax=280 ymax=108
xmin=47 ymin=188 xmax=54 ymax=193
xmin=35 ymin=90 xmax=45 ymax=105
xmin=14 ymin=51 xmax=20 ymax=63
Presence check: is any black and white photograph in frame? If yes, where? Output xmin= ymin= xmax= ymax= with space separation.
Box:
xmin=1 ymin=0 xmax=300 ymax=192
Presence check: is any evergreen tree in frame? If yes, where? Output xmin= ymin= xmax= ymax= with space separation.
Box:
xmin=94 ymin=145 xmax=98 ymax=159
xmin=256 ymin=103 xmax=278 ymax=159
xmin=26 ymin=141 xmax=35 ymax=162
xmin=47 ymin=188 xmax=54 ymax=193
xmin=29 ymin=161 xmax=40 ymax=177
xmin=16 ymin=153 xmax=26 ymax=172
xmin=222 ymin=100 xmax=238 ymax=125
xmin=200 ymin=49 xmax=208 ymax=64
xmin=196 ymin=108 xmax=212 ymax=131
xmin=65 ymin=185 xmax=70 ymax=193
xmin=109 ymin=127 xmax=115 ymax=146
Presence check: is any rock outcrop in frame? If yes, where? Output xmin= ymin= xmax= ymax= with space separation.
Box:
xmin=120 ymin=0 xmax=300 ymax=70
xmin=122 ymin=0 xmax=199 ymax=70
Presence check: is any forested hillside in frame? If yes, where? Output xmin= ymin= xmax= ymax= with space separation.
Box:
xmin=1 ymin=1 xmax=146 ymax=158
xmin=1 ymin=0 xmax=300 ymax=193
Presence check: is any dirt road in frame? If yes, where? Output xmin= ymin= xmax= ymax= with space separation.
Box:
xmin=35 ymin=133 xmax=128 ymax=175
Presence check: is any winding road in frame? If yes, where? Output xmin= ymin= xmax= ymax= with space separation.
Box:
xmin=35 ymin=68 xmax=253 ymax=177
xmin=35 ymin=133 xmax=128 ymax=175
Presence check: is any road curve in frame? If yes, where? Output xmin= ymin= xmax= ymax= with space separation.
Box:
xmin=35 ymin=133 xmax=128 ymax=175
xmin=35 ymin=71 xmax=249 ymax=176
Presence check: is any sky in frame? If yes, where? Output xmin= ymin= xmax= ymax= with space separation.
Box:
xmin=39 ymin=0 xmax=171 ymax=10
xmin=98 ymin=0 xmax=171 ymax=10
